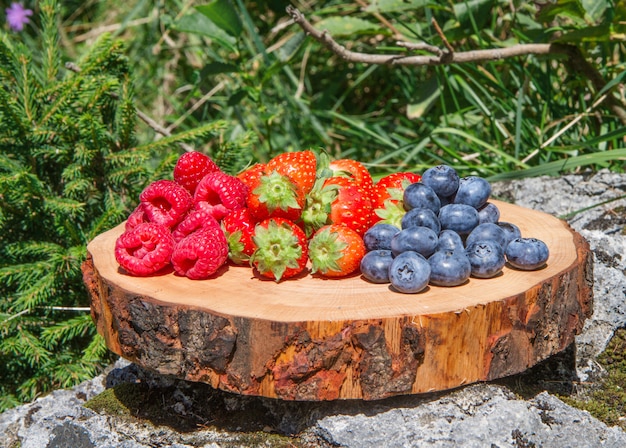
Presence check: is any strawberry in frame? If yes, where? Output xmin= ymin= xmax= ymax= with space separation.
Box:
xmin=115 ymin=222 xmax=174 ymax=276
xmin=171 ymin=226 xmax=229 ymax=280
xmin=251 ymin=217 xmax=309 ymax=282
xmin=329 ymin=158 xmax=374 ymax=200
xmin=302 ymin=176 xmax=372 ymax=237
xmin=222 ymin=208 xmax=257 ymax=264
xmin=309 ymin=224 xmax=366 ymax=278
xmin=370 ymin=172 xmax=422 ymax=226
xmin=237 ymin=163 xmax=266 ymax=191
xmin=194 ymin=170 xmax=248 ymax=221
xmin=327 ymin=177 xmax=372 ymax=236
xmin=246 ymin=171 xmax=305 ymax=222
xmin=266 ymin=150 xmax=317 ymax=195
xmin=173 ymin=151 xmax=221 ymax=194
xmin=140 ymin=179 xmax=194 ymax=228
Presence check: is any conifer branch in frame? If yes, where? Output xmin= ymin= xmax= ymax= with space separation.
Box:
xmin=65 ymin=62 xmax=195 ymax=152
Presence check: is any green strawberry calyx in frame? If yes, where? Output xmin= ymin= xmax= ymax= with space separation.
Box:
xmin=308 ymin=226 xmax=346 ymax=275
xmin=225 ymin=229 xmax=249 ymax=265
xmin=254 ymin=171 xmax=301 ymax=212
xmin=251 ymin=220 xmax=303 ymax=282
xmin=301 ymin=179 xmax=338 ymax=237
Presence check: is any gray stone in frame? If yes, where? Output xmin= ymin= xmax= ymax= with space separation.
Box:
xmin=315 ymin=385 xmax=626 ymax=447
xmin=1 ymin=171 xmax=625 ymax=448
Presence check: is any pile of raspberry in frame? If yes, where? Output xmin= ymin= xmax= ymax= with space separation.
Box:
xmin=114 ymin=152 xmax=247 ymax=279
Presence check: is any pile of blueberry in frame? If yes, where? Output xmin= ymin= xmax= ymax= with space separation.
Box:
xmin=360 ymin=165 xmax=549 ymax=294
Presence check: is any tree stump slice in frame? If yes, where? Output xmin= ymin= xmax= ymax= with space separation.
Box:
xmin=82 ymin=200 xmax=593 ymax=401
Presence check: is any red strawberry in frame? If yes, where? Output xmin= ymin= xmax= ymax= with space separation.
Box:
xmin=266 ymin=150 xmax=317 ymax=195
xmin=173 ymin=151 xmax=221 ymax=194
xmin=222 ymin=208 xmax=257 ymax=264
xmin=309 ymin=224 xmax=366 ymax=278
xmin=370 ymin=172 xmax=422 ymax=226
xmin=251 ymin=217 xmax=309 ymax=282
xmin=237 ymin=163 xmax=266 ymax=190
xmin=246 ymin=171 xmax=305 ymax=222
xmin=194 ymin=171 xmax=248 ymax=221
xmin=329 ymin=158 xmax=374 ymax=199
xmin=115 ymin=222 xmax=174 ymax=276
xmin=171 ymin=226 xmax=229 ymax=279
xmin=302 ymin=176 xmax=372 ymax=237
xmin=172 ymin=208 xmax=221 ymax=243
xmin=326 ymin=177 xmax=372 ymax=236
xmin=140 ymin=179 xmax=193 ymax=228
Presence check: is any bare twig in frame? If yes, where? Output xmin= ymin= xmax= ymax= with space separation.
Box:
xmin=431 ymin=17 xmax=454 ymax=56
xmin=287 ymin=6 xmax=565 ymax=66
xmin=287 ymin=6 xmax=626 ymax=125
xmin=396 ymin=41 xmax=443 ymax=57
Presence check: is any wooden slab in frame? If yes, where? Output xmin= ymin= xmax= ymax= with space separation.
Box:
xmin=82 ymin=200 xmax=593 ymax=400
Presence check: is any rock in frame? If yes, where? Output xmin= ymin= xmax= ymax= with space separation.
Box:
xmin=1 ymin=171 xmax=625 ymax=448
xmin=315 ymin=385 xmax=626 ymax=448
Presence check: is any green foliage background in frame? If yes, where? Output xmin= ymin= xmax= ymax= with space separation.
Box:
xmin=0 ymin=0 xmax=624 ymax=411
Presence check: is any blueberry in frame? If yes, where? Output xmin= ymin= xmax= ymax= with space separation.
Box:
xmin=390 ymin=226 xmax=438 ymax=258
xmin=477 ymin=202 xmax=500 ymax=224
xmin=401 ymin=208 xmax=441 ymax=233
xmin=389 ymin=251 xmax=431 ymax=293
xmin=438 ymin=203 xmax=479 ymax=236
xmin=453 ymin=176 xmax=491 ymax=209
xmin=497 ymin=222 xmax=522 ymax=249
xmin=465 ymin=240 xmax=505 ymax=278
xmin=360 ymin=249 xmax=394 ymax=283
xmin=505 ymin=237 xmax=549 ymax=270
xmin=428 ymin=250 xmax=471 ymax=287
xmin=437 ymin=229 xmax=465 ymax=252
xmin=421 ymin=165 xmax=460 ymax=199
xmin=403 ymin=183 xmax=441 ymax=214
xmin=363 ymin=224 xmax=401 ymax=251
xmin=465 ymin=223 xmax=507 ymax=250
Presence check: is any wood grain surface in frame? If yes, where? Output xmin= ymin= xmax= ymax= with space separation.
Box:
xmin=83 ymin=200 xmax=593 ymax=400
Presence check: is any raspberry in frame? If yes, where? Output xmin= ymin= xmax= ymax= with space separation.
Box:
xmin=140 ymin=179 xmax=193 ymax=228
xmin=115 ymin=223 xmax=174 ymax=276
xmin=172 ymin=208 xmax=221 ymax=243
xmin=125 ymin=204 xmax=148 ymax=231
xmin=173 ymin=151 xmax=221 ymax=194
xmin=193 ymin=171 xmax=248 ymax=221
xmin=171 ymin=226 xmax=229 ymax=280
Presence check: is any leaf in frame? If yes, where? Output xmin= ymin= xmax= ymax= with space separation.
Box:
xmin=407 ymin=77 xmax=442 ymax=119
xmin=200 ymin=61 xmax=240 ymax=77
xmin=454 ymin=0 xmax=496 ymax=25
xmin=173 ymin=11 xmax=237 ymax=50
xmin=553 ymin=23 xmax=612 ymax=43
xmin=595 ymin=70 xmax=626 ymax=99
xmin=487 ymin=148 xmax=626 ymax=181
xmin=314 ymin=17 xmax=382 ymax=37
xmin=536 ymin=0 xmax=586 ymax=23
xmin=227 ymin=89 xmax=249 ymax=106
xmin=196 ymin=0 xmax=243 ymax=38
xmin=581 ymin=0 xmax=609 ymax=22
xmin=365 ymin=0 xmax=428 ymax=13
